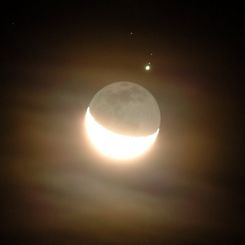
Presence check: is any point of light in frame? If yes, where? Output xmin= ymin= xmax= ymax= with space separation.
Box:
xmin=84 ymin=108 xmax=159 ymax=161
xmin=145 ymin=65 xmax=151 ymax=71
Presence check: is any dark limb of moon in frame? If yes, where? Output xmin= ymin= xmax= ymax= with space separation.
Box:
xmin=89 ymin=82 xmax=161 ymax=136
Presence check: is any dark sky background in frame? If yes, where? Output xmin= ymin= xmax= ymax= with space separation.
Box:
xmin=1 ymin=1 xmax=244 ymax=244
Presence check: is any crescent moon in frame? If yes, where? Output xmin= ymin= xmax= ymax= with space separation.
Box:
xmin=85 ymin=107 xmax=159 ymax=160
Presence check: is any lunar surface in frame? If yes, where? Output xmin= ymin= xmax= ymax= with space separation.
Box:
xmin=85 ymin=82 xmax=161 ymax=160
xmin=89 ymin=81 xmax=160 ymax=136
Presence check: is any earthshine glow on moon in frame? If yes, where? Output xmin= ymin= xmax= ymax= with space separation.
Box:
xmin=85 ymin=82 xmax=161 ymax=160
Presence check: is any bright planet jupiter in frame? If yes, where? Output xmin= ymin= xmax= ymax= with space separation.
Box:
xmin=85 ymin=81 xmax=161 ymax=160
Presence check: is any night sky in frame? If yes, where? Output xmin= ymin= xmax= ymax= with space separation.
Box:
xmin=1 ymin=2 xmax=244 ymax=244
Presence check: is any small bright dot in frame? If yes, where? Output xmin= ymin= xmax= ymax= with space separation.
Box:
xmin=145 ymin=65 xmax=151 ymax=71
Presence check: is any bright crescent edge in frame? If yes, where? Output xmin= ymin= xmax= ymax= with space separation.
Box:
xmin=85 ymin=107 xmax=159 ymax=160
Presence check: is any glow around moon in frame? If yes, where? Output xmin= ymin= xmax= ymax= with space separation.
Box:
xmin=85 ymin=108 xmax=159 ymax=160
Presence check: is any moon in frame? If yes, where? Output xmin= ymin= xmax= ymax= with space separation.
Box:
xmin=85 ymin=81 xmax=161 ymax=160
